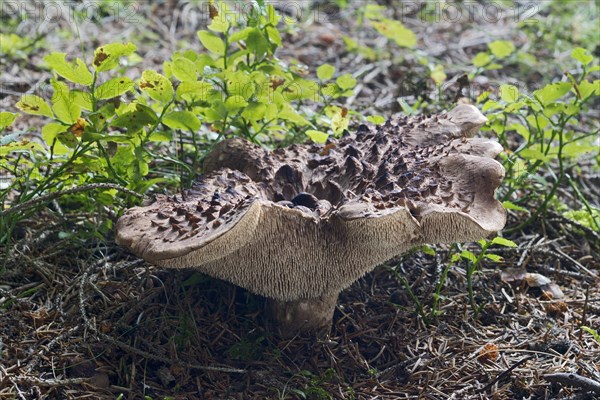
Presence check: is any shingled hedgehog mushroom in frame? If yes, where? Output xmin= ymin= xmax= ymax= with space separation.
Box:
xmin=116 ymin=105 xmax=506 ymax=337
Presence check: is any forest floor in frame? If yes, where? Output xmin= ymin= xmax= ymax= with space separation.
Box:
xmin=1 ymin=1 xmax=599 ymax=399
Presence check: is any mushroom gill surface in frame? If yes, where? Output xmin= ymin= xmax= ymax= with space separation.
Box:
xmin=116 ymin=105 xmax=506 ymax=301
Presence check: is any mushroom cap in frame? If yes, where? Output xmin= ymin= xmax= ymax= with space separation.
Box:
xmin=116 ymin=105 xmax=506 ymax=301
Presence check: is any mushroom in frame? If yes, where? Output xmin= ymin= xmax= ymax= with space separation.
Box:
xmin=116 ymin=105 xmax=506 ymax=337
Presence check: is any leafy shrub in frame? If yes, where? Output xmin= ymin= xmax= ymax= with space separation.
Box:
xmin=479 ymin=47 xmax=599 ymax=231
xmin=0 ymin=2 xmax=358 ymax=247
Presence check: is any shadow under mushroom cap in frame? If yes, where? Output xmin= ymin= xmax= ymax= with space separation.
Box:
xmin=116 ymin=105 xmax=507 ymax=301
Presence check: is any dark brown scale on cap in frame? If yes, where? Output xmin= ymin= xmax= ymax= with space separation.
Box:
xmin=219 ymin=203 xmax=233 ymax=216
xmin=344 ymin=145 xmax=361 ymax=158
xmin=157 ymin=211 xmax=170 ymax=219
xmin=292 ymin=192 xmax=319 ymax=210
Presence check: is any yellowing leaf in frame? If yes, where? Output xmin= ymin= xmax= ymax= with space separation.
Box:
xmin=208 ymin=13 xmax=229 ymax=32
xmin=0 ymin=139 xmax=46 ymax=156
xmin=44 ymin=52 xmax=93 ymax=86
xmin=139 ymin=70 xmax=174 ymax=103
xmin=112 ymin=103 xmax=158 ymax=132
xmin=370 ymin=19 xmax=416 ymax=48
xmin=93 ymin=42 xmax=137 ymax=72
xmin=488 ymin=40 xmax=515 ymax=59
xmin=95 ymin=77 xmax=134 ymax=100
xmin=67 ymin=117 xmax=88 ymax=137
xmin=306 ymin=130 xmax=329 ymax=143
xmin=0 ymin=112 xmax=17 ymax=130
xmin=16 ymin=94 xmax=53 ymax=118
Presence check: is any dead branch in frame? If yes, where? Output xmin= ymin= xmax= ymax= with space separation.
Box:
xmin=543 ymin=372 xmax=600 ymax=395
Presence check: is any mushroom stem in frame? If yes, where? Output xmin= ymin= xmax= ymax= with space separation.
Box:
xmin=267 ymin=292 xmax=339 ymax=338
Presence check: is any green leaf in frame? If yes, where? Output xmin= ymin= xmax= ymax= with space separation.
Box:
xmin=502 ymin=201 xmax=528 ymax=212
xmin=247 ymin=28 xmax=268 ymax=57
xmin=499 ymin=84 xmax=519 ymax=103
xmin=305 ymin=130 xmax=329 ymax=143
xmin=476 ymin=91 xmax=490 ymax=104
xmin=139 ymin=70 xmax=174 ymax=103
xmin=163 ymin=111 xmax=201 ymax=131
xmin=93 ymin=42 xmax=137 ymax=72
xmin=460 ymin=250 xmax=477 ymax=263
xmin=484 ymin=254 xmax=504 ymax=262
xmin=366 ymin=115 xmax=386 ymax=124
xmin=148 ymin=130 xmax=173 ymax=142
xmin=571 ymin=47 xmax=593 ymax=65
xmin=95 ymin=77 xmax=134 ymax=100
xmin=44 ymin=52 xmax=93 ymax=86
xmin=171 ymin=57 xmax=198 ymax=82
xmin=41 ymin=122 xmax=69 ymax=154
xmin=430 ymin=65 xmax=446 ymax=85
xmin=490 ymin=237 xmax=517 ymax=247
xmin=317 ymin=64 xmax=335 ymax=81
xmin=577 ymin=80 xmax=599 ymax=100
xmin=581 ymin=326 xmax=600 ymax=343
xmin=278 ymin=104 xmax=308 ymax=125
xmin=51 ymin=79 xmax=81 ymax=124
xmin=336 ymin=74 xmax=356 ymax=90
xmin=472 ymin=52 xmax=491 ymax=67
xmin=519 ymin=148 xmax=551 ymax=162
xmin=72 ymin=90 xmax=93 ymax=111
xmin=112 ymin=103 xmax=158 ymax=132
xmin=0 ymin=112 xmax=17 ymax=130
xmin=534 ymin=82 xmax=572 ymax=105
xmin=225 ymin=71 xmax=253 ymax=98
xmin=525 ymin=114 xmax=549 ymax=130
xmin=508 ymin=123 xmax=530 ymax=140
xmin=176 ymin=80 xmax=214 ymax=102
xmin=229 ymin=27 xmax=253 ymax=43
xmin=488 ymin=40 xmax=515 ymax=59
xmin=241 ymin=102 xmax=267 ymax=121
xmin=224 ymin=95 xmax=248 ymax=112
xmin=197 ymin=31 xmax=226 ymax=55
xmin=265 ymin=25 xmax=282 ymax=47
xmin=482 ymin=99 xmax=502 ymax=112
xmin=16 ymin=95 xmax=53 ymax=118
xmin=503 ymin=101 xmax=526 ymax=113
